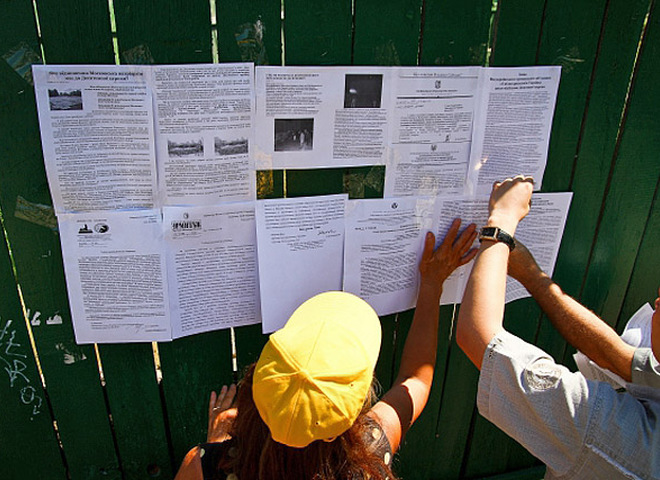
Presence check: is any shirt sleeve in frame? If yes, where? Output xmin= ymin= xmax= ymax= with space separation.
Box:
xmin=631 ymin=348 xmax=660 ymax=388
xmin=476 ymin=330 xmax=596 ymax=477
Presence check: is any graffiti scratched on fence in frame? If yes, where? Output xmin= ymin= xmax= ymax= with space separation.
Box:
xmin=0 ymin=317 xmax=43 ymax=419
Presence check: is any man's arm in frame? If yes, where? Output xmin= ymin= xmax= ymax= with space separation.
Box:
xmin=456 ymin=176 xmax=534 ymax=370
xmin=370 ymin=219 xmax=477 ymax=451
xmin=508 ymin=241 xmax=636 ymax=381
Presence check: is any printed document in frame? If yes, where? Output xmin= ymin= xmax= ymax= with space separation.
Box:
xmin=57 ymin=210 xmax=171 ymax=343
xmin=256 ymin=195 xmax=347 ymax=333
xmin=33 ymin=63 xmax=255 ymax=214
xmin=343 ymin=197 xmax=435 ymax=315
xmin=163 ymin=203 xmax=260 ymax=339
xmin=467 ymin=66 xmax=561 ymax=195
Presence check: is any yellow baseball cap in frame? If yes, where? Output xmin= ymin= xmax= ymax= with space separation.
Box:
xmin=253 ymin=291 xmax=382 ymax=448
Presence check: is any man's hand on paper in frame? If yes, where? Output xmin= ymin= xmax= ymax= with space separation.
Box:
xmin=418 ymin=218 xmax=478 ymax=298
xmin=487 ymin=175 xmax=534 ymax=235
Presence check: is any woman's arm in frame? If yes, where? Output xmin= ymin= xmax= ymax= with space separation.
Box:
xmin=370 ymin=219 xmax=477 ymax=451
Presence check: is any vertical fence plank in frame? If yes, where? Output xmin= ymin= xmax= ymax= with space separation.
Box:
xmin=419 ymin=0 xmax=493 ymax=66
xmin=215 ymin=0 xmax=283 ymax=380
xmin=110 ymin=1 xmax=237 ymax=468
xmin=1 ymin=2 xmax=123 ymax=478
xmin=113 ymin=0 xmax=211 ymax=64
xmin=353 ymin=0 xmax=423 ymax=66
xmin=98 ymin=1 xmax=219 ymax=477
xmin=530 ymin=0 xmax=607 ymax=359
xmin=393 ymin=2 xmax=494 ymax=478
xmin=489 ymin=0 xmax=546 ymax=66
xmin=216 ymin=0 xmax=282 ymax=65
xmin=283 ymin=0 xmax=352 ymax=66
xmin=579 ymin=1 xmax=660 ymax=330
xmin=0 ymin=215 xmax=66 ymax=478
xmin=452 ymin=1 xmax=547 ymax=477
xmin=37 ymin=0 xmax=114 ymax=64
xmin=538 ymin=0 xmax=651 ymax=363
xmin=616 ymin=181 xmax=660 ymax=332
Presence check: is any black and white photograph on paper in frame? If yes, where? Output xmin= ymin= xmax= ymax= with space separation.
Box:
xmin=167 ymin=138 xmax=204 ymax=158
xmin=343 ymin=74 xmax=383 ymax=108
xmin=274 ymin=118 xmax=314 ymax=151
xmin=214 ymin=136 xmax=248 ymax=156
xmin=48 ymin=89 xmax=83 ymax=111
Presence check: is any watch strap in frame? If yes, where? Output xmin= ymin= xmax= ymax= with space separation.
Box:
xmin=479 ymin=226 xmax=516 ymax=250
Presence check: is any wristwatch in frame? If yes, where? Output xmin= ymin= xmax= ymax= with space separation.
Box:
xmin=479 ymin=226 xmax=516 ymax=250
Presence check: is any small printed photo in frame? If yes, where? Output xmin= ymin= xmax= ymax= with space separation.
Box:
xmin=167 ymin=138 xmax=204 ymax=157
xmin=274 ymin=118 xmax=314 ymax=152
xmin=344 ymin=74 xmax=383 ymax=108
xmin=214 ymin=136 xmax=248 ymax=156
xmin=48 ymin=89 xmax=83 ymax=111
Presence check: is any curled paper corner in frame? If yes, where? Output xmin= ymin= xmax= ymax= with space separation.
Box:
xmin=2 ymin=42 xmax=42 ymax=85
xmin=235 ymin=19 xmax=269 ymax=65
xmin=14 ymin=196 xmax=58 ymax=231
xmin=121 ymin=44 xmax=155 ymax=65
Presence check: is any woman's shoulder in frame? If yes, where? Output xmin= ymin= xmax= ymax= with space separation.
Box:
xmin=362 ymin=415 xmax=394 ymax=469
xmin=198 ymin=440 xmax=238 ymax=480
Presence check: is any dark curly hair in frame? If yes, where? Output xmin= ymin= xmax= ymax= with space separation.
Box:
xmin=215 ymin=363 xmax=397 ymax=480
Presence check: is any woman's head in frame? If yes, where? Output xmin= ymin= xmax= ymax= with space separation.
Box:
xmin=223 ymin=291 xmax=394 ymax=479
xmin=227 ymin=363 xmax=393 ymax=480
xmin=253 ymin=291 xmax=382 ymax=447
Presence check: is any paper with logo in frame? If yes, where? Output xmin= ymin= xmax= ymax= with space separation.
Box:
xmin=57 ymin=210 xmax=171 ymax=343
xmin=163 ymin=203 xmax=260 ymax=338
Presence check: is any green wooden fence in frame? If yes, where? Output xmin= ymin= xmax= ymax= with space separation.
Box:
xmin=1 ymin=0 xmax=658 ymax=478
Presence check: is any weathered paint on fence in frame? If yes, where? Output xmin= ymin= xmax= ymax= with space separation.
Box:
xmin=0 ymin=0 xmax=658 ymax=478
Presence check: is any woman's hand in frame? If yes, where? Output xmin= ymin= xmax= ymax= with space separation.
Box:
xmin=418 ymin=219 xmax=478 ymax=296
xmin=207 ymin=384 xmax=237 ymax=443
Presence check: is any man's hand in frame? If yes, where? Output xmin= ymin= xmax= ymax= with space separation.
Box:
xmin=419 ymin=219 xmax=478 ymax=296
xmin=507 ymin=239 xmax=544 ymax=286
xmin=487 ymin=175 xmax=534 ymax=235
xmin=207 ymin=384 xmax=237 ymax=443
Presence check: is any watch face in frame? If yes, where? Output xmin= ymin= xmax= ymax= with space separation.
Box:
xmin=481 ymin=227 xmax=497 ymax=237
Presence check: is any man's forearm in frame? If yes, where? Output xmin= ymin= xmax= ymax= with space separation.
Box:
xmin=520 ymin=270 xmax=635 ymax=381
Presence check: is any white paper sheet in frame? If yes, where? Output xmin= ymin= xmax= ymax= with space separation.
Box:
xmin=33 ymin=63 xmax=255 ymax=214
xmin=255 ymin=67 xmax=392 ymax=170
xmin=256 ymin=195 xmax=347 ymax=333
xmin=163 ymin=202 xmax=260 ymax=339
xmin=33 ymin=65 xmax=158 ymax=213
xmin=343 ymin=197 xmax=434 ymax=315
xmin=467 ymin=66 xmax=561 ymax=195
xmin=432 ymin=192 xmax=573 ymax=304
xmin=385 ymin=67 xmax=480 ymax=197
xmin=57 ymin=210 xmax=171 ymax=343
xmin=505 ymin=192 xmax=573 ymax=303
xmin=153 ymin=64 xmax=256 ymax=205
